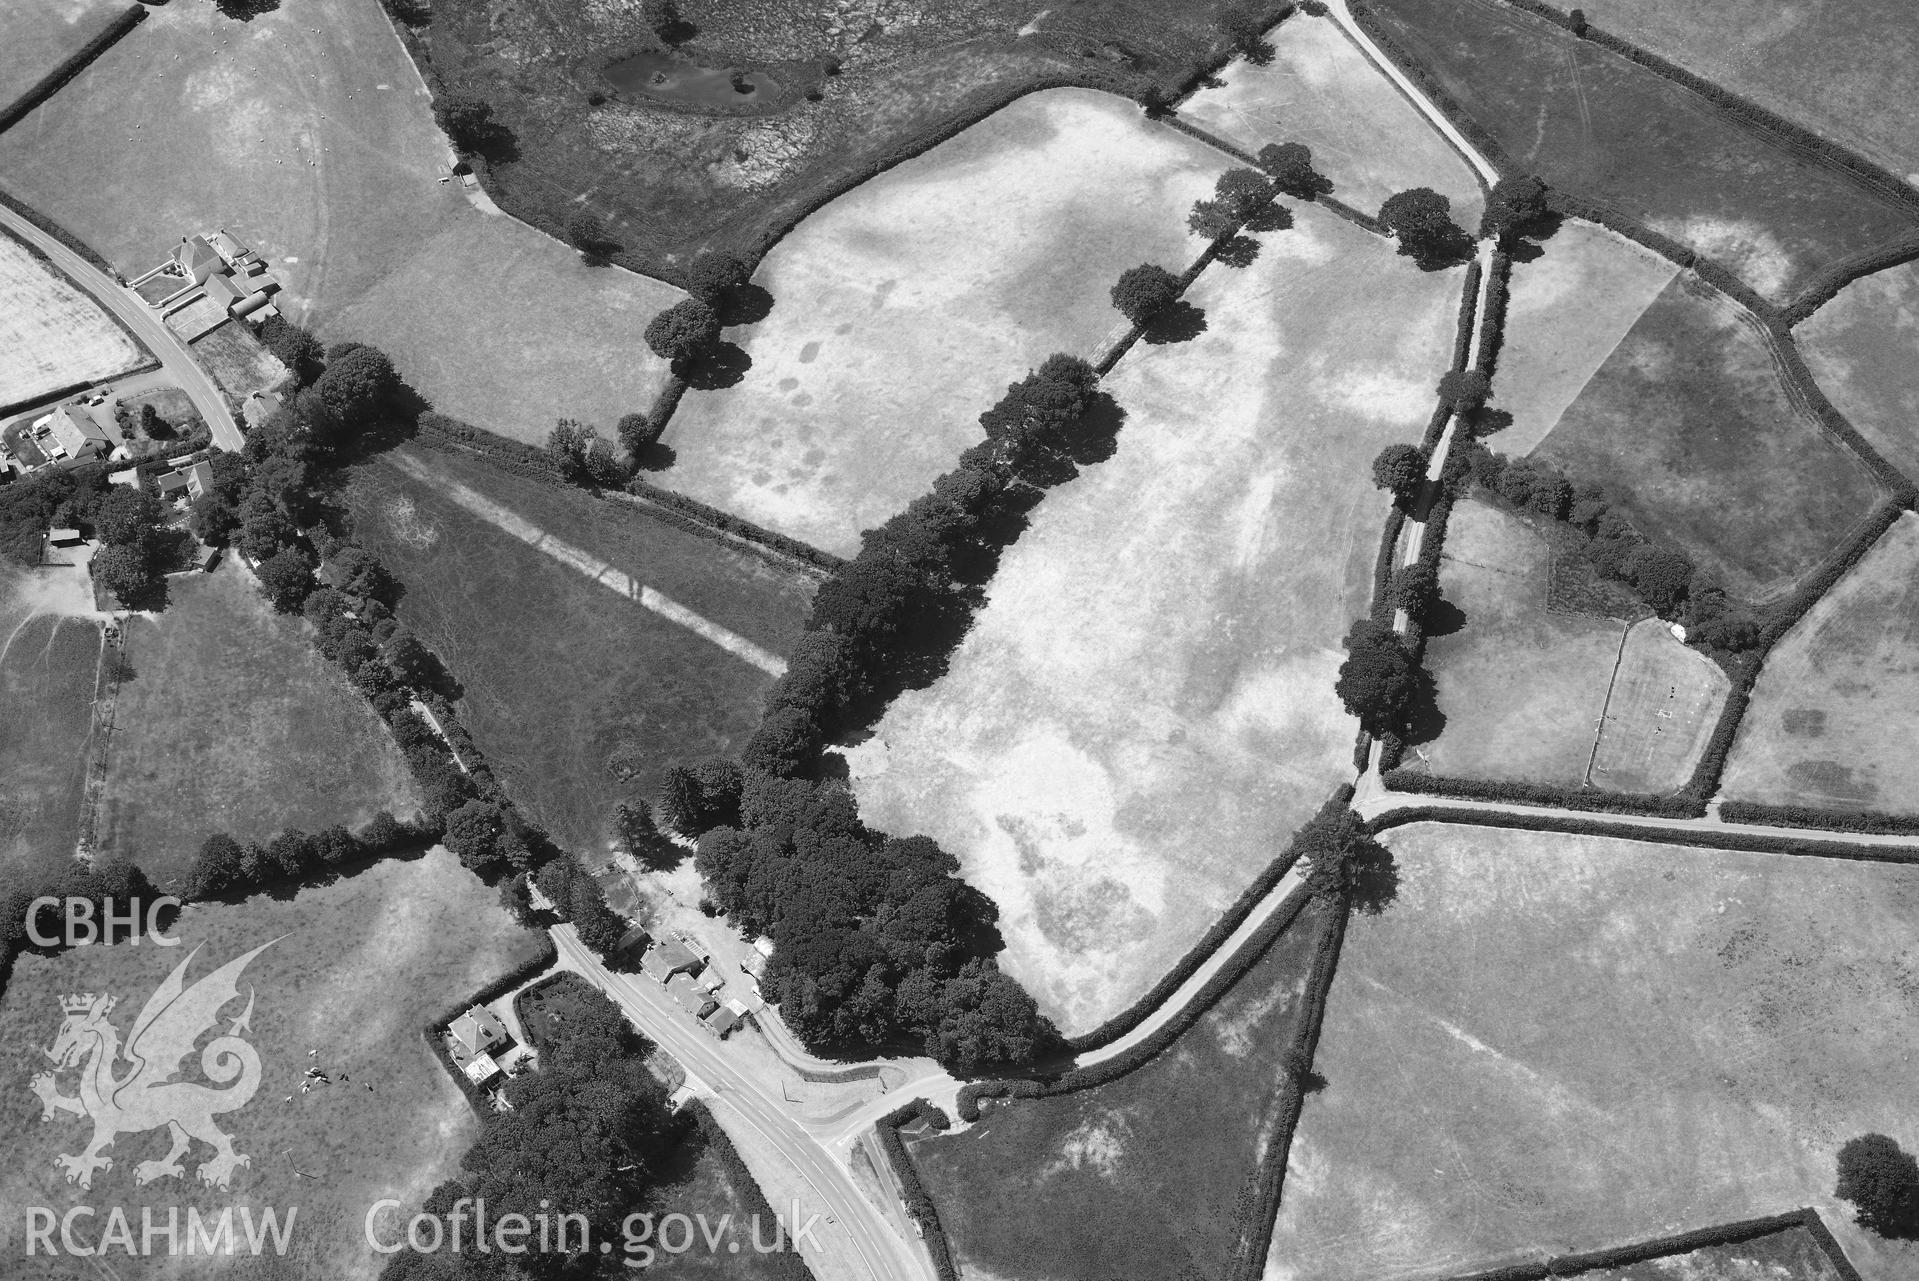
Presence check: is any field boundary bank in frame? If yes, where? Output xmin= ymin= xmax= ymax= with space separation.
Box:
xmin=1432 ymin=1206 xmax=1861 ymax=1281
xmin=0 ymin=4 xmax=147 ymax=136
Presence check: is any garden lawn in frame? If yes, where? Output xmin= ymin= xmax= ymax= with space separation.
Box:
xmin=1484 ymin=219 xmax=1676 ymax=455
xmin=660 ymin=90 xmax=1221 ymax=557
xmin=345 ymin=446 xmax=814 ymax=854
xmin=0 ymin=0 xmax=126 ymax=105
xmin=0 ymin=232 xmax=146 ymax=408
xmin=0 ymin=845 xmax=550 ymax=1281
xmin=1365 ymin=0 xmax=1919 ymax=308
xmin=1722 ymin=514 xmax=1919 ymax=814
xmin=1180 ymin=15 xmax=1483 ymax=225
xmin=95 ymin=557 xmax=422 ymax=894
xmin=1418 ymin=498 xmax=1625 ymax=787
xmin=0 ymin=566 xmax=103 ymax=883
xmin=848 ymin=210 xmax=1460 ymax=1033
xmin=1533 ymin=274 xmax=1882 ymax=602
xmin=1578 ymin=0 xmax=1919 ymax=183
xmin=1798 ymin=259 xmax=1919 ymax=486
xmin=1267 ymin=822 xmax=1919 ymax=1281
xmin=1588 ymin=618 xmax=1728 ymax=795
xmin=906 ymin=895 xmax=1335 ymax=1281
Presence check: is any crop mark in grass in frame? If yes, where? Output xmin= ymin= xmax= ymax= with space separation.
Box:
xmin=386 ymin=453 xmax=786 ymax=677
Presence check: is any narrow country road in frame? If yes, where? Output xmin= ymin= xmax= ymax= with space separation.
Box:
xmin=0 ymin=204 xmax=244 ymax=451
xmin=1325 ymin=0 xmax=1502 ymax=187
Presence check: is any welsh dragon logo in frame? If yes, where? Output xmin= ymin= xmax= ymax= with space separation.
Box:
xmin=30 ymin=941 xmax=274 ymax=1191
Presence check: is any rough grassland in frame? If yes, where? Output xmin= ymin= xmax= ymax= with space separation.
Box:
xmin=1798 ymin=259 xmax=1919 ymax=486
xmin=0 ymin=846 xmax=548 ymax=1281
xmin=849 ymin=212 xmax=1459 ymax=1033
xmin=661 ymin=91 xmax=1220 ymax=557
xmin=1366 ymin=0 xmax=1919 ymax=306
xmin=907 ymin=898 xmax=1334 ymax=1281
xmin=188 ymin=321 xmax=289 ymax=400
xmin=1723 ymin=514 xmax=1919 ymax=814
xmin=0 ymin=567 xmax=101 ymax=882
xmin=1181 ymin=16 xmax=1483 ymax=225
xmin=1589 ymin=618 xmax=1728 ymax=795
xmin=1579 ymin=0 xmax=1919 ymax=182
xmin=326 ymin=210 xmax=681 ymax=447
xmin=1534 ymin=274 xmax=1881 ymax=601
xmin=0 ymin=234 xmax=145 ymax=408
xmin=0 ymin=0 xmax=124 ymax=105
xmin=1418 ymin=499 xmax=1624 ymax=786
xmin=1267 ymin=823 xmax=1919 ymax=1281
xmin=97 ymin=558 xmax=422 ymax=894
xmin=346 ymin=447 xmax=813 ymax=854
xmin=1486 ymin=219 xmax=1677 ymax=455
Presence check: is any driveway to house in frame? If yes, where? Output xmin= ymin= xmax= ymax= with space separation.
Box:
xmin=0 ymin=205 xmax=244 ymax=451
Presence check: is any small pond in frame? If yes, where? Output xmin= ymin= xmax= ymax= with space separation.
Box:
xmin=602 ymin=51 xmax=783 ymax=109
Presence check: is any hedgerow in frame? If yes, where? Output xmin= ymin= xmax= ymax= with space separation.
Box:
xmin=1438 ymin=1207 xmax=1855 ymax=1281
xmin=0 ymin=186 xmax=117 ymax=276
xmin=1474 ymin=249 xmax=1512 ymax=376
xmin=1717 ymin=801 xmax=1919 ymax=835
xmin=0 ymin=5 xmax=146 ymax=135
xmin=875 ymin=1102 xmax=960 ymax=1281
xmin=1367 ymin=805 xmax=1919 ymax=866
xmin=1381 ymin=769 xmax=1707 ymax=818
xmin=1782 ymin=233 xmax=1919 ymax=327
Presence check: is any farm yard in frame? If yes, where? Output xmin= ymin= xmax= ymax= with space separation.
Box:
xmin=1416 ymin=498 xmax=1628 ymax=787
xmin=659 ymin=89 xmax=1221 ymax=556
xmin=1180 ymin=15 xmax=1484 ymax=225
xmin=1481 ymin=219 xmax=1678 ymax=455
xmin=1798 ymin=259 xmax=1919 ymax=484
xmin=1588 ymin=618 xmax=1728 ymax=794
xmin=1532 ymin=274 xmax=1882 ymax=602
xmin=0 ymin=846 xmax=550 ymax=1281
xmin=0 ymin=232 xmax=146 ymax=409
xmin=0 ymin=565 xmax=104 ymax=883
xmin=905 ymin=896 xmax=1335 ymax=1281
xmin=345 ymin=446 xmax=814 ymax=854
xmin=1266 ymin=822 xmax=1919 ymax=1281
xmin=1363 ymin=0 xmax=1919 ymax=307
xmin=1722 ymin=514 xmax=1919 ymax=815
xmin=0 ymin=0 xmax=126 ymax=105
xmin=850 ymin=209 xmax=1461 ymax=1033
xmin=94 ymin=558 xmax=422 ymax=895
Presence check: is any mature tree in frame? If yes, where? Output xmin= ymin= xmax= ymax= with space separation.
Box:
xmin=548 ymin=419 xmax=598 ymax=482
xmin=617 ymin=411 xmax=663 ymax=456
xmin=1624 ymin=543 xmax=1694 ymax=615
xmin=1223 ymin=7 xmax=1276 ymax=62
xmin=644 ymin=299 xmax=720 ymax=364
xmin=91 ymin=542 xmax=155 ymax=605
xmin=1480 ymin=173 xmax=1551 ymax=240
xmin=1110 ymin=263 xmax=1182 ymax=326
xmin=382 ymin=627 xmax=440 ymax=688
xmin=923 ymin=959 xmax=1052 ymax=1073
xmin=1187 ymin=198 xmax=1240 ymax=241
xmin=187 ymin=834 xmax=247 ymax=900
xmin=1438 ymin=368 xmax=1493 ymax=411
xmin=742 ymin=705 xmax=822 ymax=778
xmin=570 ymin=880 xmax=628 ymax=957
xmin=327 ymin=544 xmax=396 ymax=602
xmin=683 ymin=252 xmax=751 ymax=304
xmin=314 ymin=345 xmax=398 ymax=422
xmin=1837 ymin=1135 xmax=1919 ymax=1237
xmin=254 ymin=546 xmax=316 ymax=613
xmin=1335 ymin=618 xmax=1419 ymax=732
xmin=1297 ymin=806 xmax=1398 ymax=913
xmin=1391 ymin=562 xmax=1440 ymax=616
xmin=258 ymin=315 xmax=325 ymax=384
xmin=614 ymin=801 xmax=671 ymax=864
xmin=1370 ymin=443 xmax=1427 ymax=498
xmin=1259 ymin=141 xmax=1331 ymax=199
xmin=1379 ymin=187 xmax=1469 ymax=261
xmin=499 ymin=872 xmax=538 ymax=927
xmin=444 ymin=800 xmax=509 ymax=875
xmin=656 ymin=766 xmax=703 ymax=837
xmin=433 ymin=91 xmax=499 ymax=152
xmin=93 ymin=487 xmax=160 ymax=547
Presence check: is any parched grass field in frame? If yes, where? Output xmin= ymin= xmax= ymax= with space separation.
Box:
xmin=0 ymin=233 xmax=146 ymax=408
xmin=1798 ymin=259 xmax=1919 ymax=485
xmin=346 ymin=446 xmax=814 ymax=854
xmin=1267 ymin=822 xmax=1919 ymax=1281
xmin=0 ymin=0 xmax=125 ymax=105
xmin=0 ymin=845 xmax=549 ymax=1281
xmin=1365 ymin=0 xmax=1919 ymax=307
xmin=906 ymin=896 xmax=1335 ymax=1281
xmin=1180 ymin=16 xmax=1483 ymax=225
xmin=660 ymin=90 xmax=1220 ymax=556
xmin=0 ymin=565 xmax=103 ymax=883
xmin=1589 ymin=618 xmax=1728 ymax=795
xmin=1418 ymin=498 xmax=1626 ymax=787
xmin=1723 ymin=514 xmax=1919 ymax=814
xmin=1485 ymin=219 xmax=1677 ymax=455
xmin=849 ymin=211 xmax=1460 ymax=1033
xmin=1533 ymin=274 xmax=1882 ymax=602
xmin=1578 ymin=0 xmax=1919 ymax=183
xmin=96 ymin=558 xmax=421 ymax=894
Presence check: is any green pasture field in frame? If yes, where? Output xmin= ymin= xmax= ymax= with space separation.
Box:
xmin=1486 ymin=219 xmax=1676 ymax=455
xmin=188 ymin=322 xmax=288 ymax=400
xmin=1581 ymin=1222 xmax=1850 ymax=1281
xmin=1589 ymin=617 xmax=1728 ymax=794
xmin=1798 ymin=259 xmax=1919 ymax=484
xmin=0 ymin=0 xmax=125 ymax=105
xmin=1534 ymin=274 xmax=1882 ymax=602
xmin=0 ymin=566 xmax=102 ymax=883
xmin=95 ymin=558 xmax=421 ymax=894
xmin=1578 ymin=0 xmax=1919 ymax=182
xmin=1267 ymin=822 xmax=1919 ymax=1281
xmin=849 ymin=210 xmax=1461 ymax=1033
xmin=1180 ymin=16 xmax=1483 ymax=225
xmin=345 ymin=446 xmax=813 ymax=854
xmin=0 ymin=845 xmax=549 ymax=1281
xmin=0 ymin=233 xmax=146 ymax=409
xmin=1418 ymin=498 xmax=1626 ymax=787
xmin=660 ymin=89 xmax=1220 ymax=556
xmin=1723 ymin=514 xmax=1919 ymax=814
xmin=1365 ymin=0 xmax=1919 ymax=307
xmin=907 ymin=897 xmax=1335 ymax=1281
xmin=418 ymin=0 xmax=1294 ymax=279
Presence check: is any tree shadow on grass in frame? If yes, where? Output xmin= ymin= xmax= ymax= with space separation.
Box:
xmin=1142 ymin=301 xmax=1207 ymax=345
xmin=1348 ymin=841 xmax=1401 ymax=916
xmin=1404 ymin=228 xmax=1477 ymax=272
xmin=716 ymin=283 xmax=774 ymax=327
xmin=1504 ymin=210 xmax=1566 ymax=264
xmin=1401 ymin=667 xmax=1446 ymax=748
xmin=1424 ymin=596 xmax=1467 ymax=638
xmin=628 ymin=440 xmax=677 ymax=472
xmin=680 ymin=342 xmax=751 ymax=391
xmin=1053 ymin=392 xmax=1127 ymax=469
